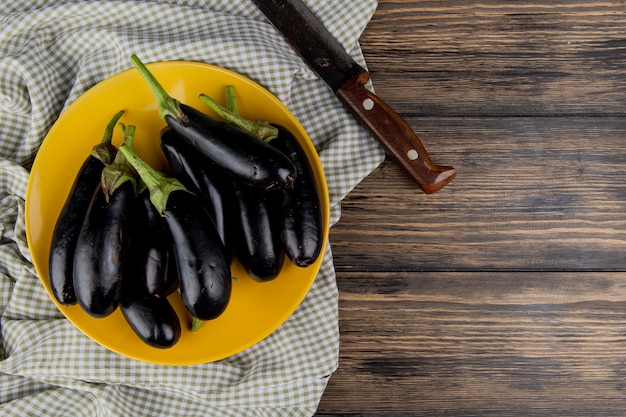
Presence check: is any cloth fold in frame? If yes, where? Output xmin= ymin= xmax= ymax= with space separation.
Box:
xmin=0 ymin=1 xmax=385 ymax=415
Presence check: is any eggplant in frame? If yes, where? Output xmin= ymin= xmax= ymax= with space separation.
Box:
xmin=49 ymin=110 xmax=123 ymax=305
xmin=198 ymin=87 xmax=284 ymax=280
xmin=121 ymin=293 xmax=181 ymax=349
xmin=165 ymin=191 xmax=232 ymax=319
xmin=120 ymin=276 xmax=181 ymax=349
xmin=73 ymin=180 xmax=134 ymax=317
xmin=168 ymin=104 xmax=296 ymax=190
xmin=121 ymin=190 xmax=182 ymax=349
xmin=129 ymin=189 xmax=178 ymax=297
xmin=118 ymin=140 xmax=232 ymax=322
xmin=232 ymin=183 xmax=284 ymax=281
xmin=130 ymin=54 xmax=296 ymax=190
xmin=160 ymin=127 xmax=232 ymax=253
xmin=73 ymin=124 xmax=137 ymax=318
xmin=269 ymin=124 xmax=323 ymax=267
xmin=199 ymin=88 xmax=323 ymax=267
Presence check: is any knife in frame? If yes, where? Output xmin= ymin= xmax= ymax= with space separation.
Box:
xmin=251 ymin=0 xmax=456 ymax=194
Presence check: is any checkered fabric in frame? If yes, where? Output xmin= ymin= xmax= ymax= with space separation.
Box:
xmin=0 ymin=1 xmax=385 ymax=416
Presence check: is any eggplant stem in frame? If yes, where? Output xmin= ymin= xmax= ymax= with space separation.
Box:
xmin=116 ymin=123 xmax=135 ymax=148
xmin=198 ymin=92 xmax=278 ymax=142
xmin=225 ymin=85 xmax=238 ymax=114
xmin=118 ymin=135 xmax=188 ymax=214
xmin=102 ymin=110 xmax=125 ymax=144
xmin=191 ymin=316 xmax=202 ymax=332
xmin=91 ymin=110 xmax=124 ymax=165
xmin=130 ymin=54 xmax=188 ymax=124
xmin=101 ymin=123 xmax=137 ymax=202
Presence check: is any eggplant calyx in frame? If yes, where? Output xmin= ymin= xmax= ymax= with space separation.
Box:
xmin=118 ymin=137 xmax=189 ymax=215
xmin=130 ymin=54 xmax=189 ymax=125
xmin=101 ymin=123 xmax=138 ymax=202
xmin=91 ymin=109 xmax=125 ymax=165
xmin=198 ymin=90 xmax=278 ymax=142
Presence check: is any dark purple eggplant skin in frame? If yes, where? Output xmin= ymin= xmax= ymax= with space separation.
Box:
xmin=120 ymin=290 xmax=181 ymax=349
xmin=164 ymin=103 xmax=296 ymax=190
xmin=270 ymin=124 xmax=323 ymax=267
xmin=164 ymin=190 xmax=231 ymax=321
xmin=232 ymin=182 xmax=284 ymax=281
xmin=48 ymin=152 xmax=114 ymax=305
xmin=160 ymin=127 xmax=232 ymax=254
xmin=129 ymin=190 xmax=178 ymax=297
xmin=73 ymin=181 xmax=134 ymax=318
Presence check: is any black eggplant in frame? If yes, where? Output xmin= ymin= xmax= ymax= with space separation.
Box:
xmin=73 ymin=124 xmax=137 ymax=318
xmin=49 ymin=110 xmax=124 ymax=305
xmin=160 ymin=127 xmax=232 ymax=254
xmin=170 ymin=103 xmax=296 ymax=191
xmin=130 ymin=54 xmax=296 ymax=190
xmin=269 ymin=124 xmax=323 ymax=267
xmin=120 ymin=276 xmax=181 ymax=349
xmin=129 ymin=189 xmax=178 ymax=297
xmin=165 ymin=191 xmax=232 ymax=319
xmin=119 ymin=140 xmax=232 ymax=322
xmin=73 ymin=180 xmax=134 ymax=317
xmin=121 ymin=293 xmax=181 ymax=349
xmin=232 ymin=183 xmax=284 ymax=281
xmin=204 ymin=88 xmax=284 ymax=280
xmin=200 ymin=88 xmax=323 ymax=267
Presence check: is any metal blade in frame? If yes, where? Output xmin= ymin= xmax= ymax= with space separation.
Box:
xmin=251 ymin=0 xmax=362 ymax=92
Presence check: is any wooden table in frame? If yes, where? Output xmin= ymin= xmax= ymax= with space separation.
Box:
xmin=316 ymin=1 xmax=626 ymax=415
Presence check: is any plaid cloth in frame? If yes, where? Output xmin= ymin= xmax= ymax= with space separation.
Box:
xmin=0 ymin=1 xmax=385 ymax=416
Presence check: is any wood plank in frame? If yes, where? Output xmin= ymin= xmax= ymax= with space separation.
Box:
xmin=317 ymin=1 xmax=626 ymax=415
xmin=361 ymin=0 xmax=626 ymax=117
xmin=330 ymin=116 xmax=626 ymax=272
xmin=318 ymin=271 xmax=626 ymax=416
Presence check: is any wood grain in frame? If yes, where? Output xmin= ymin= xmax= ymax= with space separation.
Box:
xmin=320 ymin=271 xmax=626 ymax=416
xmin=331 ymin=117 xmax=626 ymax=272
xmin=363 ymin=0 xmax=626 ymax=117
xmin=316 ymin=1 xmax=626 ymax=415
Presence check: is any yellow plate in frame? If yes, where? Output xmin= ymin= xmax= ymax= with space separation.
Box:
xmin=25 ymin=61 xmax=329 ymax=365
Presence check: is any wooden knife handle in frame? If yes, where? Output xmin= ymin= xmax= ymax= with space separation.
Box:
xmin=336 ymin=69 xmax=456 ymax=194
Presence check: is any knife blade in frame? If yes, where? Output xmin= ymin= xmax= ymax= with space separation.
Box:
xmin=251 ymin=0 xmax=455 ymax=194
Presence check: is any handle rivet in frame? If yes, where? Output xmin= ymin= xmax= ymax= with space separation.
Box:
xmin=407 ymin=149 xmax=419 ymax=160
xmin=362 ymin=98 xmax=375 ymax=110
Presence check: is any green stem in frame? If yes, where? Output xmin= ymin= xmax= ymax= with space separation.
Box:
xmin=225 ymin=85 xmax=238 ymax=114
xmin=198 ymin=92 xmax=278 ymax=142
xmin=118 ymin=135 xmax=188 ymax=214
xmin=91 ymin=110 xmax=124 ymax=165
xmin=101 ymin=123 xmax=137 ymax=202
xmin=102 ymin=110 xmax=125 ymax=144
xmin=191 ymin=317 xmax=202 ymax=332
xmin=129 ymin=54 xmax=187 ymax=123
xmin=116 ymin=123 xmax=135 ymax=151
